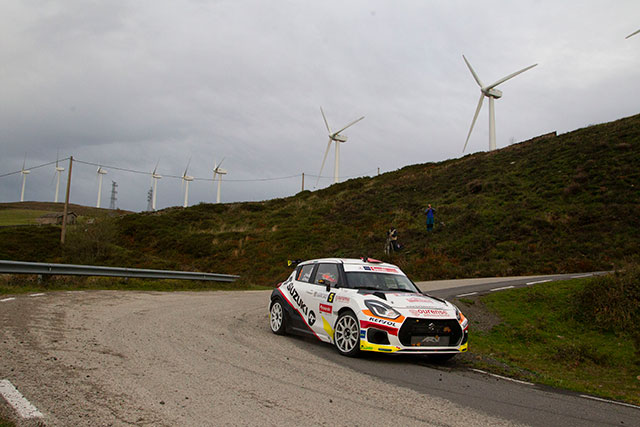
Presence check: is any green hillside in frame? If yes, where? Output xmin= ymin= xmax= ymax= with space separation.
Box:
xmin=1 ymin=114 xmax=639 ymax=285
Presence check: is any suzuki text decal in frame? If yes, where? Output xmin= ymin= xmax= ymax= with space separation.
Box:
xmin=287 ymin=282 xmax=316 ymax=326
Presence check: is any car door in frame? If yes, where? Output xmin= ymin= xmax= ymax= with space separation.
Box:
xmin=282 ymin=263 xmax=319 ymax=337
xmin=308 ymin=262 xmax=342 ymax=342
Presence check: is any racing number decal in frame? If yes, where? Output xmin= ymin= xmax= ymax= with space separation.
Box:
xmin=327 ymin=292 xmax=336 ymax=303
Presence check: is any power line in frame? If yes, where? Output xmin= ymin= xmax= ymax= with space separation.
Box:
xmin=0 ymin=158 xmax=71 ymax=178
xmin=2 ymin=157 xmax=380 ymax=184
xmin=71 ymin=159 xmax=378 ymax=183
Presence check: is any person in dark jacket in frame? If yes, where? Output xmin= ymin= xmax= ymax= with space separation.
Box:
xmin=425 ymin=204 xmax=435 ymax=232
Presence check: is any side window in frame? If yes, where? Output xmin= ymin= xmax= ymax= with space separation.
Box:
xmin=296 ymin=265 xmax=314 ymax=283
xmin=314 ymin=263 xmax=340 ymax=287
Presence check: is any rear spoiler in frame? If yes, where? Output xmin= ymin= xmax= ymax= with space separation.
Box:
xmin=287 ymin=259 xmax=302 ymax=267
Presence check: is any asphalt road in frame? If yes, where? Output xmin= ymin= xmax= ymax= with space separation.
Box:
xmin=0 ymin=274 xmax=637 ymax=426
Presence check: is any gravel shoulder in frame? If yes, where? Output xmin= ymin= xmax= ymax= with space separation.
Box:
xmin=0 ymin=290 xmax=521 ymax=426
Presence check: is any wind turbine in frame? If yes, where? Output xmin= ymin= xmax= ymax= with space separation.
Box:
xmin=53 ymin=154 xmax=65 ymax=203
xmin=213 ymin=159 xmax=227 ymax=203
xmin=19 ymin=157 xmax=30 ymax=202
xmin=462 ymin=55 xmax=537 ymax=152
xmin=181 ymin=159 xmax=194 ymax=208
xmin=151 ymin=161 xmax=162 ymax=211
xmin=96 ymin=166 xmax=108 ymax=208
xmin=626 ymin=29 xmax=640 ymax=39
xmin=316 ymin=107 xmax=365 ymax=186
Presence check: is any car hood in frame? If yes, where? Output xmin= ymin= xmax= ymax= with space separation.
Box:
xmin=358 ymin=290 xmax=453 ymax=313
xmin=385 ymin=293 xmax=449 ymax=309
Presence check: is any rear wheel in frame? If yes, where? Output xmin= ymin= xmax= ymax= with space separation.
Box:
xmin=334 ymin=311 xmax=360 ymax=357
xmin=270 ymin=299 xmax=287 ymax=335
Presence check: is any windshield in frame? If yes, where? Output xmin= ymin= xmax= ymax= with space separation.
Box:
xmin=345 ymin=272 xmax=420 ymax=293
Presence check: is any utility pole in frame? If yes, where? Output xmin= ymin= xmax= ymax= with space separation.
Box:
xmin=301 ymin=173 xmax=305 ymax=192
xmin=61 ymin=156 xmax=73 ymax=244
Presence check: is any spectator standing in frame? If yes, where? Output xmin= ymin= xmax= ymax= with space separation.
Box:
xmin=385 ymin=227 xmax=399 ymax=254
xmin=425 ymin=204 xmax=435 ymax=232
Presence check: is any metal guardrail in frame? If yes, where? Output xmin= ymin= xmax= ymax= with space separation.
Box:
xmin=0 ymin=260 xmax=239 ymax=282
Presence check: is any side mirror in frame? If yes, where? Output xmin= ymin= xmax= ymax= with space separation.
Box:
xmin=318 ymin=279 xmax=331 ymax=292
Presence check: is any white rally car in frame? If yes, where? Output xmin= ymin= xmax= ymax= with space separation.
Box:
xmin=269 ymin=258 xmax=468 ymax=359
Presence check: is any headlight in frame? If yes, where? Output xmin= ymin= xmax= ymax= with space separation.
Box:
xmin=453 ymin=305 xmax=469 ymax=329
xmin=365 ymin=300 xmax=401 ymax=319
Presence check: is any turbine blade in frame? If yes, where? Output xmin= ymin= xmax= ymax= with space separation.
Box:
xmin=56 ymin=150 xmax=60 ymax=168
xmin=485 ymin=63 xmax=538 ymax=90
xmin=315 ymin=139 xmax=333 ymax=186
xmin=334 ymin=116 xmax=365 ymax=135
xmin=626 ymin=29 xmax=640 ymax=39
xmin=463 ymin=55 xmax=484 ymax=88
xmin=463 ymin=93 xmax=485 ymax=152
xmin=184 ymin=158 xmax=191 ymax=177
xmin=320 ymin=107 xmax=331 ymax=133
xmin=153 ymin=160 xmax=160 ymax=175
xmin=217 ymin=157 xmax=225 ymax=170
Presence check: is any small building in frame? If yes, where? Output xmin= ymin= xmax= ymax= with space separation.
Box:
xmin=37 ymin=212 xmax=77 ymax=225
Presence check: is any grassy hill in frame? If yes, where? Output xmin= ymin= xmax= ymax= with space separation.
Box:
xmin=1 ymin=114 xmax=639 ymax=285
xmin=0 ymin=201 xmax=130 ymax=219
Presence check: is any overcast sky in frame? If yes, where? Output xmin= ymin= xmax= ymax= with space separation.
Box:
xmin=1 ymin=1 xmax=639 ymax=211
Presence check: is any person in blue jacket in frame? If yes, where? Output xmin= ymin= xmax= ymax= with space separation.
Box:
xmin=425 ymin=204 xmax=435 ymax=232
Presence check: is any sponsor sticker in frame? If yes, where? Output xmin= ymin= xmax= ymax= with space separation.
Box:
xmin=308 ymin=311 xmax=316 ymax=326
xmin=336 ymin=296 xmax=350 ymax=303
xmin=366 ymin=316 xmax=396 ymax=326
xmin=406 ymin=297 xmax=432 ymax=303
xmin=362 ymin=266 xmax=400 ymax=273
xmin=409 ymin=308 xmax=449 ymax=317
xmin=319 ymin=303 xmax=333 ymax=314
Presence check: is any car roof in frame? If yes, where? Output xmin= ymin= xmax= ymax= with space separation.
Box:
xmin=297 ymin=258 xmax=400 ymax=270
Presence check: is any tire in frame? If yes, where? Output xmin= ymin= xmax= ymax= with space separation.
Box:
xmin=269 ymin=299 xmax=287 ymax=335
xmin=334 ymin=311 xmax=361 ymax=357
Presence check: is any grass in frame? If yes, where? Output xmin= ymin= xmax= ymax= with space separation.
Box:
xmin=0 ymin=209 xmax=51 ymax=226
xmin=459 ymin=269 xmax=640 ymax=405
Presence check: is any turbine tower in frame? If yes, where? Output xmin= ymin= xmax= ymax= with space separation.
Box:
xmin=109 ymin=181 xmax=118 ymax=210
xmin=316 ymin=107 xmax=365 ymax=186
xmin=626 ymin=29 xmax=640 ymax=39
xmin=19 ymin=158 xmax=30 ymax=202
xmin=462 ymin=55 xmax=537 ymax=152
xmin=181 ymin=159 xmax=194 ymax=208
xmin=96 ymin=166 xmax=108 ymax=208
xmin=213 ymin=159 xmax=227 ymax=203
xmin=151 ymin=161 xmax=162 ymax=211
xmin=53 ymin=155 xmax=65 ymax=203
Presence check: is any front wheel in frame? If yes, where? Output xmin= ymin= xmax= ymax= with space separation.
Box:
xmin=334 ymin=312 xmax=361 ymax=357
xmin=270 ymin=299 xmax=287 ymax=335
